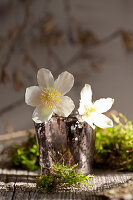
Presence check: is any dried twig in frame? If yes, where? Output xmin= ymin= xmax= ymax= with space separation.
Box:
xmin=64 ymin=0 xmax=75 ymax=44
xmin=12 ymin=72 xmax=24 ymax=91
xmin=1 ymin=1 xmax=31 ymax=68
xmin=0 ymin=98 xmax=24 ymax=116
xmin=0 ymin=129 xmax=34 ymax=142
xmin=23 ymin=49 xmax=39 ymax=72
xmin=47 ymin=47 xmax=63 ymax=67
xmin=0 ymin=0 xmax=121 ymax=74
xmin=63 ymin=30 xmax=120 ymax=68
xmin=0 ymin=66 xmax=10 ymax=84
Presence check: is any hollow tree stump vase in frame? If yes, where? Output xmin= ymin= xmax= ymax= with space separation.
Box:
xmin=34 ymin=115 xmax=95 ymax=175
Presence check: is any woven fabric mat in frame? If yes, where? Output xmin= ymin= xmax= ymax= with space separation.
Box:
xmin=0 ymin=169 xmax=133 ymax=200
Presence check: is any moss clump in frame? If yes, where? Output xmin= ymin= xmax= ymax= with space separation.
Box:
xmin=95 ymin=113 xmax=133 ymax=171
xmin=36 ymin=161 xmax=93 ymax=193
xmin=9 ymin=134 xmax=40 ymax=171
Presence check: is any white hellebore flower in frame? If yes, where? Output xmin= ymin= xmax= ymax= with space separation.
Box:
xmin=25 ymin=68 xmax=75 ymax=123
xmin=78 ymin=84 xmax=114 ymax=129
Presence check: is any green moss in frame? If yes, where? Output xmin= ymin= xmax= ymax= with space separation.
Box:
xmin=36 ymin=161 xmax=94 ymax=193
xmin=9 ymin=133 xmax=40 ymax=171
xmin=95 ymin=113 xmax=133 ymax=171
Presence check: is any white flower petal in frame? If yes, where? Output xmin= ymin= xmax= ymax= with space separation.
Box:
xmin=78 ymin=102 xmax=86 ymax=115
xmin=32 ymin=105 xmax=53 ymax=123
xmin=37 ymin=68 xmax=54 ymax=89
xmin=25 ymin=86 xmax=41 ymax=107
xmin=94 ymin=98 xmax=114 ymax=113
xmin=54 ymin=71 xmax=74 ymax=95
xmin=80 ymin=84 xmax=92 ymax=106
xmin=92 ymin=113 xmax=113 ymax=129
xmin=54 ymin=96 xmax=75 ymax=117
xmin=82 ymin=116 xmax=95 ymax=129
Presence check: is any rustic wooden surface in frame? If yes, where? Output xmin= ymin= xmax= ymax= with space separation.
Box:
xmin=0 ymin=168 xmax=133 ymax=200
xmin=0 ymin=130 xmax=133 ymax=199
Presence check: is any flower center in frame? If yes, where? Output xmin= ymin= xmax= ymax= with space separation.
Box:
xmin=40 ymin=87 xmax=61 ymax=109
xmin=84 ymin=105 xmax=96 ymax=117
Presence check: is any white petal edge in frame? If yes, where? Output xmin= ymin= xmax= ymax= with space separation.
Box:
xmin=94 ymin=98 xmax=114 ymax=113
xmin=37 ymin=68 xmax=54 ymax=89
xmin=25 ymin=86 xmax=41 ymax=107
xmin=54 ymin=71 xmax=74 ymax=95
xmin=92 ymin=113 xmax=113 ymax=129
xmin=54 ymin=96 xmax=75 ymax=117
xmin=78 ymin=101 xmax=86 ymax=115
xmin=32 ymin=105 xmax=53 ymax=123
xmin=80 ymin=84 xmax=92 ymax=106
xmin=82 ymin=116 xmax=95 ymax=129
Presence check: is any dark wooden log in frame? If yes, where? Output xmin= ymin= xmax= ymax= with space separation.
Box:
xmin=66 ymin=116 xmax=95 ymax=175
xmin=34 ymin=116 xmax=67 ymax=175
xmin=34 ymin=115 xmax=95 ymax=175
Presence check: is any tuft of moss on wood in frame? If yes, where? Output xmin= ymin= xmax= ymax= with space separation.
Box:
xmin=95 ymin=113 xmax=133 ymax=171
xmin=36 ymin=161 xmax=94 ymax=193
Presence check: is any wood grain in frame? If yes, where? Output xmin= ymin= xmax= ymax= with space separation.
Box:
xmin=0 ymin=169 xmax=133 ymax=200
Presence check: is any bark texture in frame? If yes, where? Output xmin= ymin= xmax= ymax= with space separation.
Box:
xmin=34 ymin=115 xmax=95 ymax=175
xmin=66 ymin=116 xmax=95 ymax=174
xmin=34 ymin=116 xmax=67 ymax=174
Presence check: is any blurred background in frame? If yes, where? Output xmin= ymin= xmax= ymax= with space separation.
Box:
xmin=0 ymin=0 xmax=133 ymax=134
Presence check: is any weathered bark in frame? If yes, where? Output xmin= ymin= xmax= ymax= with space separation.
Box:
xmin=66 ymin=116 xmax=95 ymax=175
xmin=34 ymin=116 xmax=67 ymax=175
xmin=34 ymin=115 xmax=95 ymax=175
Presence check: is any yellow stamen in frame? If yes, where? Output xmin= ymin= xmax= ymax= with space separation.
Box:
xmin=40 ymin=87 xmax=61 ymax=109
xmin=84 ymin=105 xmax=96 ymax=117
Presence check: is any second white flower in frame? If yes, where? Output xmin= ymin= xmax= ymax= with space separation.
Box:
xmin=78 ymin=84 xmax=114 ymax=129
